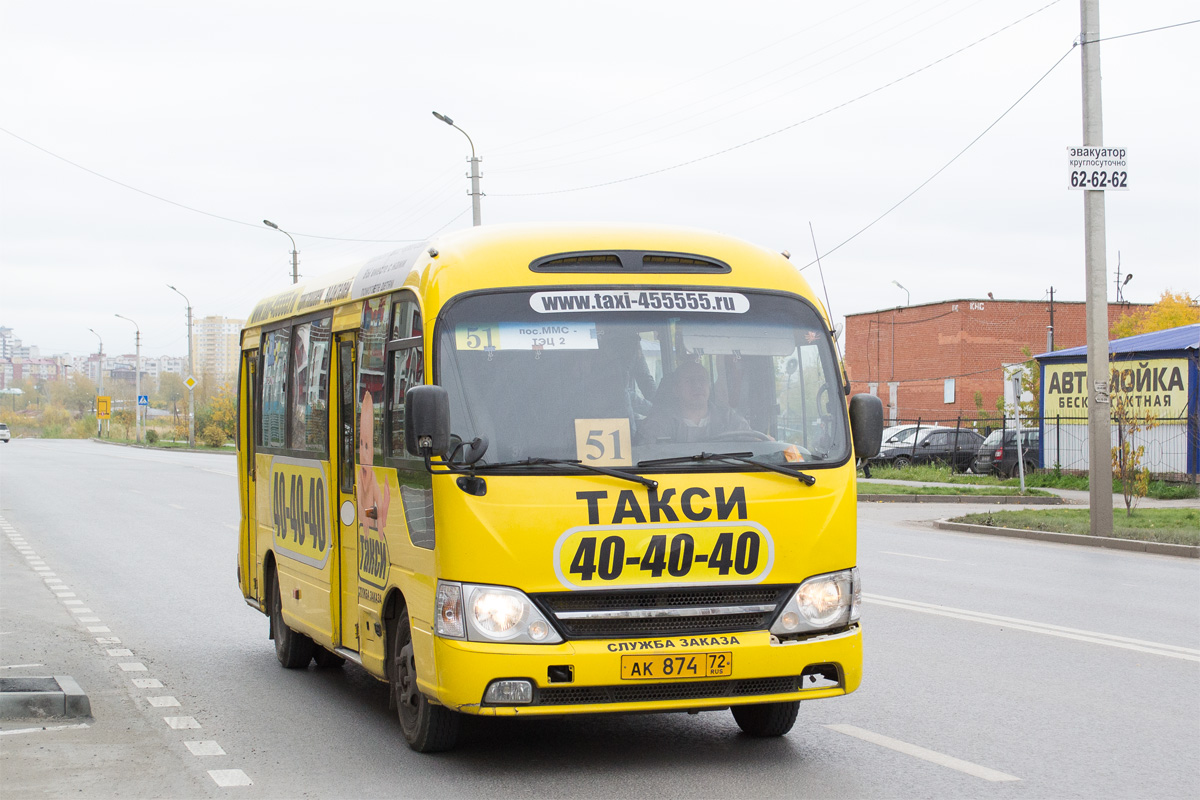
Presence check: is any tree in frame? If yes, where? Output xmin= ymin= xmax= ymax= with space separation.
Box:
xmin=158 ymin=373 xmax=187 ymax=424
xmin=1110 ymin=396 xmax=1156 ymax=516
xmin=1111 ymin=290 xmax=1200 ymax=339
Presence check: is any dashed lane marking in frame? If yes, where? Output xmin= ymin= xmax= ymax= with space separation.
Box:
xmin=132 ymin=678 xmax=163 ymax=689
xmin=165 ymin=717 xmax=201 ymax=730
xmin=186 ymin=741 xmax=226 ymax=756
xmin=148 ymin=696 xmax=180 ymax=708
xmin=208 ymin=769 xmax=253 ymax=787
xmin=119 ymin=662 xmax=148 ymax=672
xmin=827 ymin=724 xmax=1020 ymax=782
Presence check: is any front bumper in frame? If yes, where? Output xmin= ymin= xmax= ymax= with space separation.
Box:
xmin=431 ymin=625 xmax=862 ymax=717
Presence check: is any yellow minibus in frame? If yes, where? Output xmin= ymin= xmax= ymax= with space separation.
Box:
xmin=237 ymin=223 xmax=883 ymax=751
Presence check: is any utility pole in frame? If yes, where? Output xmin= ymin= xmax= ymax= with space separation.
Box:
xmin=1080 ymin=0 xmax=1113 ymax=537
xmin=1046 ymin=286 xmax=1055 ymax=352
xmin=115 ymin=314 xmax=142 ymax=444
xmin=89 ymin=328 xmax=104 ymax=437
xmin=168 ymin=285 xmax=196 ymax=447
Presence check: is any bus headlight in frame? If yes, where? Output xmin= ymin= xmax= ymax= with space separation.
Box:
xmin=436 ymin=581 xmax=562 ymax=644
xmin=771 ymin=568 xmax=860 ymax=634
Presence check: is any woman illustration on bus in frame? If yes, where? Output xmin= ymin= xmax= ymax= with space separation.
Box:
xmin=357 ymin=391 xmax=391 ymax=531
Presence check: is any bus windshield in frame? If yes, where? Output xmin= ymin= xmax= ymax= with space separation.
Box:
xmin=436 ymin=288 xmax=850 ymax=470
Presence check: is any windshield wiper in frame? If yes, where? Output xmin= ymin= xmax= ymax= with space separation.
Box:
xmin=472 ymin=457 xmax=657 ymax=489
xmin=637 ymin=451 xmax=816 ymax=486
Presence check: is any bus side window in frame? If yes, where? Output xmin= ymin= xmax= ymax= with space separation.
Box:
xmin=289 ymin=316 xmax=332 ymax=454
xmin=389 ymin=346 xmax=423 ymax=457
xmin=386 ymin=295 xmax=423 ymax=459
xmin=261 ymin=327 xmax=290 ymax=449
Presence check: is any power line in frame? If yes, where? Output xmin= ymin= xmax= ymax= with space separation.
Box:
xmin=490 ymin=1 xmax=1061 ymax=198
xmin=0 ymin=126 xmax=428 ymax=243
xmin=799 ymin=44 xmax=1076 ymax=270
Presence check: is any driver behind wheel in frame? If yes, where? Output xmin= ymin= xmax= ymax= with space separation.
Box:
xmin=637 ymin=359 xmax=750 ymax=444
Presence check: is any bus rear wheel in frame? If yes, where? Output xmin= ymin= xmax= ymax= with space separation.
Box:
xmin=390 ymin=606 xmax=460 ymax=753
xmin=731 ymin=700 xmax=800 ymax=737
xmin=270 ymin=569 xmax=314 ymax=669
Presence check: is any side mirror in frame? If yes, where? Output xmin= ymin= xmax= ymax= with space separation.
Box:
xmin=405 ymin=385 xmax=450 ymax=458
xmin=848 ymin=394 xmax=884 ymax=460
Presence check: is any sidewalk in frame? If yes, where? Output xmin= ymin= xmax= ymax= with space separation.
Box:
xmin=0 ymin=520 xmax=212 ymax=797
xmin=860 ymin=477 xmax=1200 ymax=509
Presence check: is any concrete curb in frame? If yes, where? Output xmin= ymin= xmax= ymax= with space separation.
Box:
xmin=89 ymin=437 xmax=235 ymax=456
xmin=859 ymin=493 xmax=1065 ymax=504
xmin=934 ymin=519 xmax=1199 ymax=559
xmin=0 ymin=675 xmax=92 ymax=719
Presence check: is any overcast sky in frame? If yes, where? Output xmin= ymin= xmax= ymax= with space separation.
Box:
xmin=2 ymin=0 xmax=1196 ymax=362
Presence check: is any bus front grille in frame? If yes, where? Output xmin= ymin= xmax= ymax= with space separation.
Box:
xmin=532 ymin=586 xmax=793 ymax=639
xmin=536 ymin=676 xmax=800 ymax=706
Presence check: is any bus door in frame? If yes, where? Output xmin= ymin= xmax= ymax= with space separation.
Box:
xmin=336 ymin=334 xmax=360 ymax=651
xmin=240 ymin=348 xmax=259 ymax=600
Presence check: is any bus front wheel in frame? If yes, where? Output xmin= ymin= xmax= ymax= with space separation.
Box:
xmin=390 ymin=606 xmax=460 ymax=752
xmin=270 ymin=570 xmax=314 ymax=669
xmin=731 ymin=700 xmax=800 ymax=737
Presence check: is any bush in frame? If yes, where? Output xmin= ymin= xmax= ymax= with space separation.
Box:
xmin=201 ymin=424 xmax=227 ymax=448
xmin=144 ymin=429 xmax=159 ymax=445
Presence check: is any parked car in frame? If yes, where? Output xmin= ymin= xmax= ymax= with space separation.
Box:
xmin=880 ymin=424 xmax=949 ymax=447
xmin=973 ymin=429 xmax=1040 ymax=478
xmin=870 ymin=427 xmax=984 ymax=472
xmin=0 ymin=423 xmax=9 ymax=443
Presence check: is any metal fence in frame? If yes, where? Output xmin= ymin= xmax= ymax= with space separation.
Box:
xmin=885 ymin=413 xmax=1198 ymax=477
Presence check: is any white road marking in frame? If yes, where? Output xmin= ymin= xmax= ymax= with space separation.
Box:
xmin=879 ymin=551 xmax=951 ymax=562
xmin=119 ymin=662 xmax=148 ymax=672
xmin=865 ymin=594 xmax=1200 ymax=662
xmin=96 ymin=637 xmax=121 ymax=644
xmin=54 ymin=592 xmax=76 ymax=598
xmin=147 ymin=696 xmax=180 ymax=708
xmin=106 ymin=649 xmax=134 ymax=657
xmin=0 ymin=723 xmax=91 ymax=736
xmin=203 ymin=469 xmax=237 ymax=477
xmin=168 ymin=504 xmax=186 ymax=510
xmin=827 ymin=724 xmax=1020 ymax=782
xmin=70 ymin=608 xmax=93 ymax=615
xmin=1 ymin=664 xmax=44 ymax=669
xmin=208 ymin=769 xmax=253 ymax=787
xmin=132 ymin=678 xmax=163 ymax=688
xmin=62 ymin=600 xmax=83 ymax=606
xmin=87 ymin=626 xmax=111 ymax=633
xmin=165 ymin=716 xmax=201 ymax=729
xmin=186 ymin=740 xmax=226 ymax=756
xmin=78 ymin=617 xmax=100 ymax=623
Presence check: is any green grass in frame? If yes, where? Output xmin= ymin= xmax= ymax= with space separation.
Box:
xmin=865 ymin=464 xmax=1197 ymax=499
xmin=952 ymin=508 xmax=1200 ymax=546
xmin=859 ymin=482 xmax=1054 ymax=497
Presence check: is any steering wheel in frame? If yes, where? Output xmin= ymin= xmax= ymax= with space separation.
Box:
xmin=711 ymin=429 xmax=773 ymax=443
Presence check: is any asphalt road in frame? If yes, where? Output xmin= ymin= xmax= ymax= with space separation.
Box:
xmin=2 ymin=440 xmax=1197 ymax=798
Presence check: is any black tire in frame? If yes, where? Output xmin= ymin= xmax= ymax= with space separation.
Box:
xmin=892 ymin=455 xmax=912 ymax=469
xmin=731 ymin=701 xmax=800 ymax=737
xmin=390 ymin=606 xmax=460 ymax=752
xmin=313 ymin=649 xmax=345 ymax=668
xmin=270 ymin=570 xmax=314 ymax=669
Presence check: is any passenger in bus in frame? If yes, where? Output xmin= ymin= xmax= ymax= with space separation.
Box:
xmin=358 ymin=392 xmax=390 ymax=531
xmin=637 ymin=360 xmax=750 ymax=443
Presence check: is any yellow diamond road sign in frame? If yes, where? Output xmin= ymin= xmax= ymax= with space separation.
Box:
xmin=185 ymin=376 xmax=196 ymax=389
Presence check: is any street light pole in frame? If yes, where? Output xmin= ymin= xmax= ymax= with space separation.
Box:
xmin=263 ymin=220 xmax=300 ymax=284
xmin=167 ymin=284 xmax=195 ymax=447
xmin=432 ymin=111 xmax=482 ymax=226
xmin=115 ymin=314 xmax=142 ymax=444
xmin=88 ymin=328 xmax=104 ymax=437
xmin=891 ymin=280 xmax=910 ymax=306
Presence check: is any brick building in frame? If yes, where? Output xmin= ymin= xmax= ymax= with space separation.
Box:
xmin=843 ymin=298 xmax=1146 ymax=423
